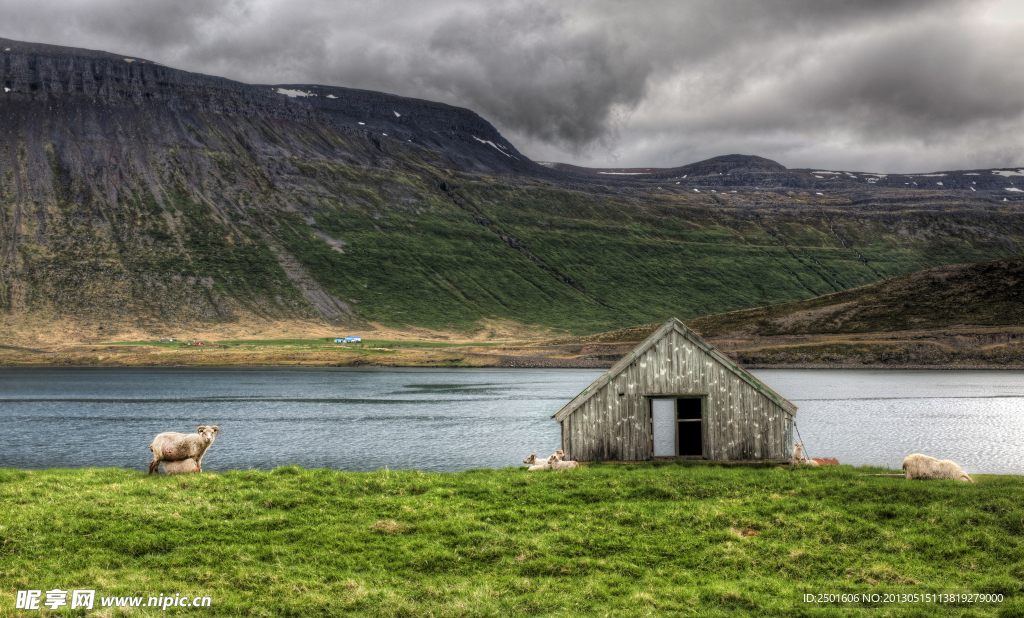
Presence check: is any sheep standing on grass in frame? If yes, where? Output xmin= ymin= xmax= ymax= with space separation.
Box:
xmin=902 ymin=453 xmax=974 ymax=482
xmin=149 ymin=426 xmax=219 ymax=474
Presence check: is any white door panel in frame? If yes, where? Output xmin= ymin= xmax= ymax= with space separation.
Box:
xmin=652 ymin=399 xmax=675 ymax=456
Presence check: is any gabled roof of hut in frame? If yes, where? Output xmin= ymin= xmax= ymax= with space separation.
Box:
xmin=553 ymin=318 xmax=797 ymax=422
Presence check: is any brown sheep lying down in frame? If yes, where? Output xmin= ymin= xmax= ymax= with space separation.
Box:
xmin=902 ymin=453 xmax=974 ymax=482
xmin=162 ymin=458 xmax=200 ymax=474
xmin=149 ymin=425 xmax=219 ymax=474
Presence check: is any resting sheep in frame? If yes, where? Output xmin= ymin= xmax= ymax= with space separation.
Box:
xmin=524 ymin=450 xmax=566 ymax=471
xmin=149 ymin=425 xmax=219 ymax=474
xmin=523 ymin=454 xmax=551 ymax=471
xmin=793 ymin=442 xmax=818 ymax=466
xmin=902 ymin=453 xmax=974 ymax=482
xmin=545 ymin=452 xmax=579 ymax=471
xmin=161 ymin=458 xmax=200 ymax=475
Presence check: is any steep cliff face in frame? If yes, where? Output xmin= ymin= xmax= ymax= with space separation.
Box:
xmin=0 ymin=36 xmax=546 ymax=339
xmin=0 ymin=37 xmax=537 ymax=173
xmin=1 ymin=37 xmax=1023 ymax=344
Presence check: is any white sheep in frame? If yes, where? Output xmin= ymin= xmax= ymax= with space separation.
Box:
xmin=793 ymin=442 xmax=818 ymax=466
xmin=523 ymin=450 xmax=564 ymax=471
xmin=523 ymin=454 xmax=551 ymax=471
xmin=547 ymin=452 xmax=579 ymax=471
xmin=902 ymin=453 xmax=974 ymax=482
xmin=161 ymin=458 xmax=200 ymax=475
xmin=149 ymin=426 xmax=219 ymax=474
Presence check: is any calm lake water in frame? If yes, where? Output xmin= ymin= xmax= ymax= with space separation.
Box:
xmin=758 ymin=369 xmax=1024 ymax=475
xmin=1 ymin=367 xmax=1022 ymax=474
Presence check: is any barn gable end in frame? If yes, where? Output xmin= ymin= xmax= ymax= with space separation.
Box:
xmin=555 ymin=318 xmax=797 ymax=462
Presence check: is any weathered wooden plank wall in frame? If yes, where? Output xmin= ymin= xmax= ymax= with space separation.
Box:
xmin=562 ymin=328 xmax=792 ymax=462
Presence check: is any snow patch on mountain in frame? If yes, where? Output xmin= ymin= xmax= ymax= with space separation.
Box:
xmin=277 ymin=88 xmax=313 ymax=98
xmin=473 ymin=136 xmax=511 ymax=158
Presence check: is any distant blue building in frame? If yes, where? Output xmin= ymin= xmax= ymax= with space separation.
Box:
xmin=334 ymin=336 xmax=362 ymax=343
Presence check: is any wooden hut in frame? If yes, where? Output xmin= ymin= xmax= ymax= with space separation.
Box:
xmin=554 ymin=318 xmax=797 ymax=462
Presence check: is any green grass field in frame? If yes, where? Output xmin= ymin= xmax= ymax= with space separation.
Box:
xmin=2 ymin=463 xmax=1021 ymax=616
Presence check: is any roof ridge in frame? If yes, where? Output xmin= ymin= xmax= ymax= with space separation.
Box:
xmin=553 ymin=318 xmax=796 ymax=422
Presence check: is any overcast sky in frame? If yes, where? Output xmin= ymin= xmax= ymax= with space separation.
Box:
xmin=4 ymin=0 xmax=1024 ymax=172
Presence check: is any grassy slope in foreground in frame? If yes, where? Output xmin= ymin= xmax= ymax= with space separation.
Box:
xmin=2 ymin=464 xmax=1022 ymax=617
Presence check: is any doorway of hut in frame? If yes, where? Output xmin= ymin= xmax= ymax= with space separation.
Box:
xmin=651 ymin=396 xmax=704 ymax=458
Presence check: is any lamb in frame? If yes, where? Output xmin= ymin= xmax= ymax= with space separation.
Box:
xmin=902 ymin=453 xmax=974 ymax=482
xmin=793 ymin=442 xmax=818 ymax=466
xmin=546 ymin=452 xmax=578 ymax=471
xmin=523 ymin=450 xmax=565 ymax=471
xmin=149 ymin=425 xmax=219 ymax=474
xmin=161 ymin=458 xmax=200 ymax=475
xmin=524 ymin=454 xmax=551 ymax=471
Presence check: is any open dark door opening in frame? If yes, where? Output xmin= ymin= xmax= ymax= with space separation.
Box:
xmin=677 ymin=398 xmax=703 ymax=457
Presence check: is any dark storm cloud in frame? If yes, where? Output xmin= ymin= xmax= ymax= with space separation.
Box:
xmin=3 ymin=0 xmax=1023 ymax=171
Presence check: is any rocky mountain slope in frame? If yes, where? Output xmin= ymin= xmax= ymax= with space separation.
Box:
xmin=2 ymin=37 xmax=1024 ymax=346
xmin=684 ymin=255 xmax=1024 ymax=366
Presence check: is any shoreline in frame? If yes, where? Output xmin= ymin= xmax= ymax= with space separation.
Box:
xmin=743 ymin=363 xmax=1024 ymax=370
xmin=0 ymin=464 xmax=1019 ymax=476
xmin=3 ymin=335 xmax=1024 ymax=370
xmin=2 ymin=359 xmax=1024 ymax=370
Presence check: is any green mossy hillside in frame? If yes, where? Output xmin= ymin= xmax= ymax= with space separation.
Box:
xmin=6 ymin=108 xmax=1024 ymax=337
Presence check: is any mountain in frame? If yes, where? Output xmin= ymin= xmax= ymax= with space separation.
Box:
xmin=542 ymin=154 xmax=1024 ymax=193
xmin=690 ymin=255 xmax=1024 ymax=337
xmin=2 ymin=37 xmax=1024 ymax=346
xmin=685 ymin=255 xmax=1024 ymax=366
